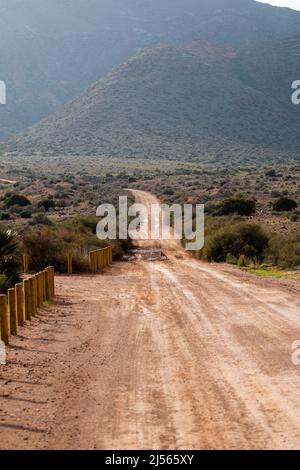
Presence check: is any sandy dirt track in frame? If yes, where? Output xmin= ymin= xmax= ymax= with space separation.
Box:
xmin=1 ymin=191 xmax=300 ymax=449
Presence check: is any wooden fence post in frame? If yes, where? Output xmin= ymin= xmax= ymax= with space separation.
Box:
xmin=92 ymin=252 xmax=96 ymax=274
xmin=33 ymin=275 xmax=38 ymax=313
xmin=0 ymin=294 xmax=9 ymax=345
xmin=29 ymin=276 xmax=36 ymax=317
xmin=50 ymin=266 xmax=55 ymax=298
xmin=66 ymin=254 xmax=73 ymax=275
xmin=8 ymin=288 xmax=17 ymax=336
xmin=42 ymin=271 xmax=46 ymax=302
xmin=45 ymin=269 xmax=50 ymax=300
xmin=45 ymin=268 xmax=51 ymax=299
xmin=38 ymin=272 xmax=42 ymax=306
xmin=15 ymin=283 xmax=24 ymax=326
xmin=22 ymin=254 xmax=29 ymax=274
xmin=48 ymin=267 xmax=52 ymax=298
xmin=23 ymin=279 xmax=31 ymax=321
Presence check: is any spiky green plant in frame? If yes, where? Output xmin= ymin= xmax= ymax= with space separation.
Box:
xmin=0 ymin=229 xmax=20 ymax=293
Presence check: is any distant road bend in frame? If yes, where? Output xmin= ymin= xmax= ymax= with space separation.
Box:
xmin=1 ymin=190 xmax=300 ymax=450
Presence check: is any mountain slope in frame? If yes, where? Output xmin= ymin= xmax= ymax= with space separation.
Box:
xmin=3 ymin=40 xmax=300 ymax=159
xmin=1 ymin=0 xmax=300 ymax=139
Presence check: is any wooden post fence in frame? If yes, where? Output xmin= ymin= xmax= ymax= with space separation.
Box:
xmin=0 ymin=266 xmax=55 ymax=346
xmin=89 ymin=246 xmax=113 ymax=274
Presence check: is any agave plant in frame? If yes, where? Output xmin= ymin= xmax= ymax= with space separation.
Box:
xmin=0 ymin=229 xmax=20 ymax=293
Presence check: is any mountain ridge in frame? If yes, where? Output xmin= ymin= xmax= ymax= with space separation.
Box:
xmin=3 ymin=38 xmax=300 ymax=160
xmin=1 ymin=0 xmax=300 ymax=140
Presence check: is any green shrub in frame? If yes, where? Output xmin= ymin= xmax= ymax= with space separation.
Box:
xmin=74 ymin=216 xmax=98 ymax=233
xmin=203 ymin=223 xmax=269 ymax=263
xmin=22 ymin=227 xmax=91 ymax=273
xmin=0 ymin=274 xmax=10 ymax=294
xmin=237 ymin=255 xmax=247 ymax=267
xmin=30 ymin=214 xmax=53 ymax=226
xmin=21 ymin=219 xmax=127 ymax=273
xmin=20 ymin=210 xmax=32 ymax=219
xmin=272 ymin=197 xmax=298 ymax=212
xmin=4 ymin=194 xmax=31 ymax=208
xmin=265 ymin=170 xmax=277 ymax=178
xmin=22 ymin=229 xmax=66 ymax=272
xmin=37 ymin=199 xmax=56 ymax=211
xmin=265 ymin=233 xmax=300 ymax=269
xmin=0 ymin=229 xmax=20 ymax=292
xmin=226 ymin=253 xmax=238 ymax=265
xmin=217 ymin=197 xmax=256 ymax=216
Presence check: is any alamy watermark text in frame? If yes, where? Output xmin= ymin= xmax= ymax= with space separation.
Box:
xmin=0 ymin=80 xmax=6 ymax=105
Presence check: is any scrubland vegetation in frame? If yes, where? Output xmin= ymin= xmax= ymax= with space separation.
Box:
xmin=196 ymin=218 xmax=300 ymax=270
xmin=0 ymin=154 xmax=299 ymax=290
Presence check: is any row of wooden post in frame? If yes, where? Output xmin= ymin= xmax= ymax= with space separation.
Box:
xmin=0 ymin=267 xmax=55 ymax=345
xmin=90 ymin=247 xmax=113 ymax=274
xmin=22 ymin=248 xmax=113 ymax=278
xmin=23 ymin=254 xmax=73 ymax=276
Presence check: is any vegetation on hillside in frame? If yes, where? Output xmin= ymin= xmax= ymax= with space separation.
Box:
xmin=3 ymin=39 xmax=300 ymax=160
xmin=2 ymin=0 xmax=300 ymax=141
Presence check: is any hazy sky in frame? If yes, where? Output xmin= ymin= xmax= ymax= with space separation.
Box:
xmin=257 ymin=0 xmax=300 ymax=9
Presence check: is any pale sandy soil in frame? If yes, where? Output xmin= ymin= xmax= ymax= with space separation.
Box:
xmin=1 ymin=191 xmax=300 ymax=450
xmin=0 ymin=178 xmax=16 ymax=184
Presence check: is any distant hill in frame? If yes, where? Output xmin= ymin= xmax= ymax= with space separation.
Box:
xmin=1 ymin=0 xmax=300 ymax=140
xmin=3 ymin=38 xmax=300 ymax=160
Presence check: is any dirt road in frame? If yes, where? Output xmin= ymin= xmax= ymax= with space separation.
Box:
xmin=1 ymin=191 xmax=300 ymax=449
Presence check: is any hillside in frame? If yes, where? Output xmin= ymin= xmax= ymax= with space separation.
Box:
xmin=3 ymin=39 xmax=300 ymax=160
xmin=1 ymin=0 xmax=300 ymax=139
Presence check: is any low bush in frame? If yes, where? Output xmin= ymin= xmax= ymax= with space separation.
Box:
xmin=0 ymin=274 xmax=11 ymax=294
xmin=201 ymin=222 xmax=269 ymax=263
xmin=20 ymin=210 xmax=32 ymax=219
xmin=272 ymin=197 xmax=298 ymax=212
xmin=37 ymin=199 xmax=56 ymax=211
xmin=265 ymin=233 xmax=300 ymax=269
xmin=217 ymin=197 xmax=256 ymax=216
xmin=4 ymin=194 xmax=31 ymax=208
